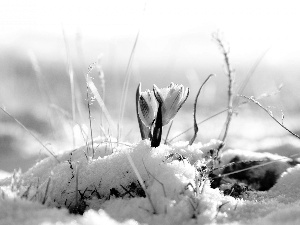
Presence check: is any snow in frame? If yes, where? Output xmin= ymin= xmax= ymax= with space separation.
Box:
xmin=1 ymin=138 xmax=300 ymax=225
xmin=268 ymin=164 xmax=300 ymax=203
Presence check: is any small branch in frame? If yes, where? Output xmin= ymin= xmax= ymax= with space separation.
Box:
xmin=213 ymin=32 xmax=234 ymax=151
xmin=241 ymin=95 xmax=300 ymax=140
xmin=189 ymin=74 xmax=214 ymax=145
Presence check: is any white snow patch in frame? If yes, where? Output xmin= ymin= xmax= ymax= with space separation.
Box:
xmin=1 ymin=139 xmax=300 ymax=225
xmin=268 ymin=164 xmax=300 ymax=203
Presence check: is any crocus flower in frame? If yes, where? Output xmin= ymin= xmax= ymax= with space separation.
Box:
xmin=153 ymin=82 xmax=189 ymax=126
xmin=137 ymin=88 xmax=158 ymax=128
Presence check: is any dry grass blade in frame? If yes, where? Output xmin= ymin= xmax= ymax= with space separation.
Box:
xmin=118 ymin=1 xmax=147 ymax=141
xmin=0 ymin=106 xmax=60 ymax=163
xmin=62 ymin=27 xmax=76 ymax=148
xmin=212 ymin=32 xmax=234 ymax=150
xmin=142 ymin=159 xmax=166 ymax=198
xmin=241 ymin=95 xmax=300 ymax=140
xmin=86 ymin=67 xmax=116 ymax=132
xmin=97 ymin=55 xmax=106 ymax=129
xmin=126 ymin=153 xmax=156 ymax=214
xmin=164 ymin=120 xmax=173 ymax=144
xmin=189 ymin=74 xmax=214 ymax=145
xmin=86 ymin=80 xmax=94 ymax=158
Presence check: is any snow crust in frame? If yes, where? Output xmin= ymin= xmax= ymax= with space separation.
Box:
xmin=1 ymin=139 xmax=300 ymax=225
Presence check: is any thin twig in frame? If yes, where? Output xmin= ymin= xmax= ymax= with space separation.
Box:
xmin=241 ymin=95 xmax=300 ymax=140
xmin=0 ymin=106 xmax=60 ymax=163
xmin=213 ymin=33 xmax=234 ymax=150
xmin=189 ymin=74 xmax=214 ymax=145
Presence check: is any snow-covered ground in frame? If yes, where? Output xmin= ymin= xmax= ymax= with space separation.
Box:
xmin=1 ymin=137 xmax=300 ymax=225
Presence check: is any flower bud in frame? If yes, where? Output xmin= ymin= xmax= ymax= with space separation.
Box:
xmin=153 ymin=82 xmax=189 ymax=126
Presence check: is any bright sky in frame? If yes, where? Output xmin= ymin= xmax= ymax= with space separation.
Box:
xmin=0 ymin=0 xmax=300 ymax=63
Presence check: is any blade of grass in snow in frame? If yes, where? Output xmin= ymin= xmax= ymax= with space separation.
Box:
xmin=86 ymin=82 xmax=95 ymax=158
xmin=0 ymin=106 xmax=60 ymax=163
xmin=189 ymin=74 xmax=214 ymax=145
xmin=118 ymin=1 xmax=147 ymax=141
xmin=96 ymin=55 xmax=106 ymax=133
xmin=126 ymin=153 xmax=156 ymax=214
xmin=86 ymin=69 xmax=116 ymax=133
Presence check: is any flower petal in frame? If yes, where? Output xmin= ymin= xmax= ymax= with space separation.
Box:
xmin=153 ymin=83 xmax=189 ymax=126
xmin=177 ymin=87 xmax=190 ymax=111
xmin=153 ymin=84 xmax=165 ymax=104
xmin=138 ymin=89 xmax=158 ymax=127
